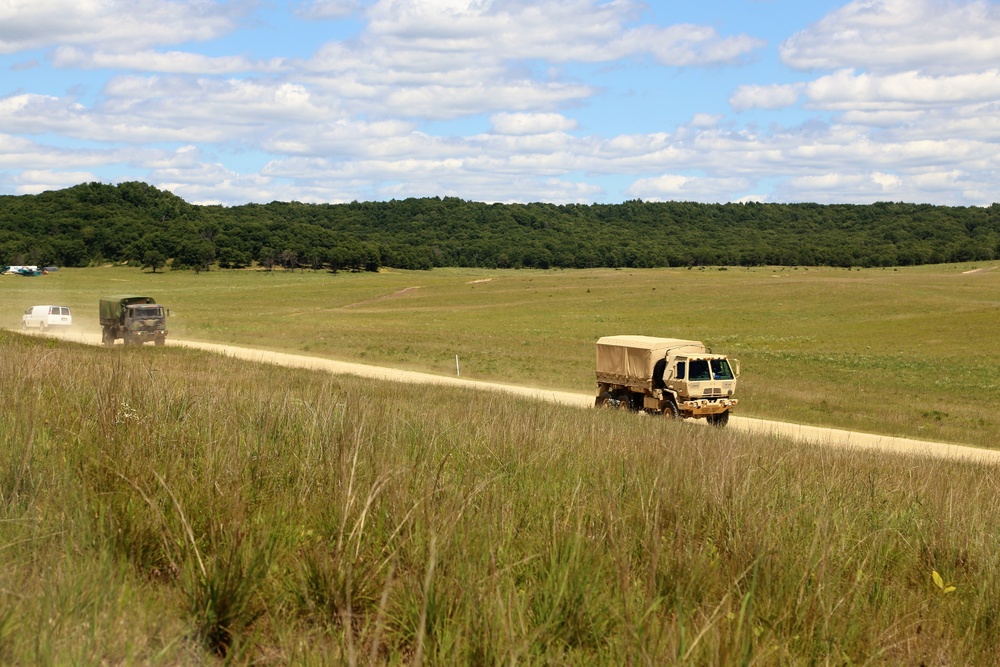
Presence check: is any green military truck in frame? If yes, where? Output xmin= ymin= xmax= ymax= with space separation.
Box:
xmin=99 ymin=295 xmax=168 ymax=347
xmin=595 ymin=335 xmax=739 ymax=426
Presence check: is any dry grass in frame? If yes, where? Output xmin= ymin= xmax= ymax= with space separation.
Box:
xmin=3 ymin=331 xmax=1000 ymax=664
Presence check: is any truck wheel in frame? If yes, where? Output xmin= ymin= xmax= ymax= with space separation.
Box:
xmin=155 ymin=338 xmax=165 ymax=346
xmin=595 ymin=391 xmax=613 ymax=407
xmin=662 ymin=401 xmax=679 ymax=419
xmin=708 ymin=411 xmax=730 ymax=427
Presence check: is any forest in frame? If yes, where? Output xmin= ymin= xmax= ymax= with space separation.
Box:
xmin=1 ymin=181 xmax=998 ymax=271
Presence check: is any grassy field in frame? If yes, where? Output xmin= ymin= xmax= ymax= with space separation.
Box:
xmin=3 ymin=331 xmax=1000 ymax=664
xmin=1 ymin=263 xmax=999 ymax=446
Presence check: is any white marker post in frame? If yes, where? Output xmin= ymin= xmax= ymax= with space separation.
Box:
xmin=456 ymin=355 xmax=460 ymax=377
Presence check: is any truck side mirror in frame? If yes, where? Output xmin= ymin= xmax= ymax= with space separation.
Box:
xmin=733 ymin=359 xmax=741 ymax=377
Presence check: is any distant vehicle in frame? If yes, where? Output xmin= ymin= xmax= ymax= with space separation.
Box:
xmin=595 ymin=335 xmax=739 ymax=426
xmin=99 ymin=295 xmax=168 ymax=346
xmin=22 ymin=305 xmax=73 ymax=330
xmin=5 ymin=265 xmax=39 ymax=275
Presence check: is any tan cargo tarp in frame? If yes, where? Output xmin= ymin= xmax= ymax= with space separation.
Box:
xmin=595 ymin=336 xmax=705 ymax=385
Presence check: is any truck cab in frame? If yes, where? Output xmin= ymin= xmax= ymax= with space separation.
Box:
xmin=665 ymin=355 xmax=738 ymax=395
xmin=662 ymin=355 xmax=739 ymax=424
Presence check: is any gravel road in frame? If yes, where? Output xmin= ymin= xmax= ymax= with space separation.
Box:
xmin=24 ymin=329 xmax=1000 ymax=465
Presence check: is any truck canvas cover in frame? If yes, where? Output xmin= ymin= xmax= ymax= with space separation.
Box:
xmin=596 ymin=335 xmax=705 ymax=385
xmin=99 ymin=295 xmax=156 ymax=321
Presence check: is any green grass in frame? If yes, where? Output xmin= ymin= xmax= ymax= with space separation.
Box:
xmin=3 ymin=331 xmax=1000 ymax=663
xmin=2 ymin=263 xmax=999 ymax=446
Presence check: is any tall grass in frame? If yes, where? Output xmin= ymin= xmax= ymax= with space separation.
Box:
xmin=2 ymin=330 xmax=1000 ymax=663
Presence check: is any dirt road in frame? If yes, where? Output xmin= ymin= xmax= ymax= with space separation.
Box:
xmin=24 ymin=329 xmax=1000 ymax=465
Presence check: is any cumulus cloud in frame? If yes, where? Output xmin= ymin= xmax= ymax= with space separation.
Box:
xmin=626 ymin=174 xmax=753 ymax=203
xmin=781 ymin=0 xmax=1000 ymax=74
xmin=13 ymin=169 xmax=98 ymax=195
xmin=263 ymin=119 xmax=419 ymax=156
xmin=0 ymin=0 xmax=248 ymax=54
xmin=295 ymin=0 xmax=763 ymax=122
xmin=771 ymin=169 xmax=995 ymax=205
xmin=301 ymin=42 xmax=595 ymax=119
xmin=296 ymin=0 xmax=371 ymax=20
xmin=365 ymin=0 xmax=764 ymax=66
xmin=681 ymin=114 xmax=722 ymax=129
xmin=490 ymin=113 xmax=578 ymax=135
xmin=52 ymin=46 xmax=286 ymax=75
xmin=730 ymin=83 xmax=803 ymax=111
xmin=804 ymin=68 xmax=1000 ymax=111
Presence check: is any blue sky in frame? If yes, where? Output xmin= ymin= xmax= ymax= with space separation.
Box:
xmin=1 ymin=0 xmax=998 ymax=206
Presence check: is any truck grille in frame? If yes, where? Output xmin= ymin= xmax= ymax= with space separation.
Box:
xmin=704 ymin=387 xmax=721 ymax=396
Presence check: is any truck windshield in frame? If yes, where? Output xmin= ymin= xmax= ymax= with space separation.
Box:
xmin=688 ymin=359 xmax=734 ymax=381
xmin=688 ymin=359 xmax=711 ymax=381
xmin=132 ymin=306 xmax=162 ymax=318
xmin=710 ymin=359 xmax=734 ymax=380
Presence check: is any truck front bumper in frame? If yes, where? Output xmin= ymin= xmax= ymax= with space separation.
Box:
xmin=681 ymin=398 xmax=738 ymax=416
xmin=129 ymin=330 xmax=167 ymax=340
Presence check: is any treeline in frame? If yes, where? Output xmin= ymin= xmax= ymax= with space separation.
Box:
xmin=1 ymin=181 xmax=999 ymax=271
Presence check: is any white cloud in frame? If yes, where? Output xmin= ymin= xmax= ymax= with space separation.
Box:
xmin=13 ymin=169 xmax=97 ymax=195
xmin=302 ymin=41 xmax=595 ymax=119
xmin=296 ymin=0 xmax=370 ymax=20
xmin=0 ymin=0 xmax=247 ymax=54
xmin=781 ymin=0 xmax=1000 ymax=75
xmin=805 ymin=68 xmax=1000 ymax=111
xmin=687 ymin=113 xmax=724 ymax=129
xmin=365 ymin=0 xmax=763 ymax=66
xmin=637 ymin=24 xmax=765 ymax=67
xmin=52 ymin=46 xmax=286 ymax=75
xmin=730 ymin=83 xmax=803 ymax=111
xmin=490 ymin=112 xmax=578 ymax=135
xmin=383 ymin=80 xmax=591 ymax=119
xmin=626 ymin=174 xmax=753 ymax=203
xmin=263 ymin=119 xmax=419 ymax=155
xmin=770 ymin=165 xmax=1000 ymax=205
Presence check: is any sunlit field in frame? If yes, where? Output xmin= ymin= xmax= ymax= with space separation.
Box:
xmin=3 ymin=332 xmax=1000 ymax=664
xmin=2 ymin=262 xmax=998 ymax=446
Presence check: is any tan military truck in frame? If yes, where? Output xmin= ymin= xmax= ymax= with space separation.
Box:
xmin=595 ymin=335 xmax=739 ymax=426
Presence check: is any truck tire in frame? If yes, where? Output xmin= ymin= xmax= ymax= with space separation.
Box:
xmin=707 ymin=411 xmax=730 ymax=427
xmin=155 ymin=337 xmax=165 ymax=346
xmin=662 ymin=400 xmax=679 ymax=419
xmin=595 ymin=391 xmax=613 ymax=407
